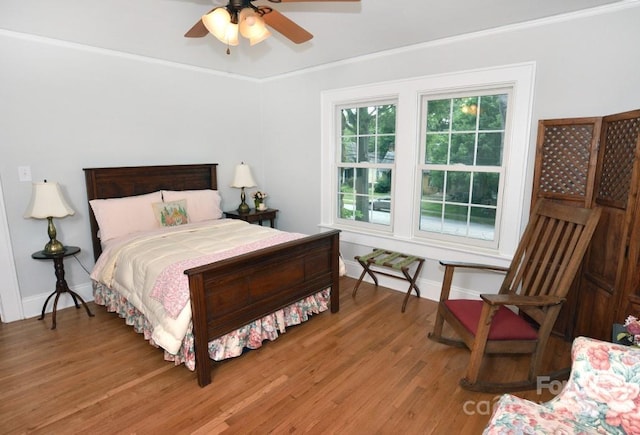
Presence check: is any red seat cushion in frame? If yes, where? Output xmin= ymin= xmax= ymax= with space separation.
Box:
xmin=445 ymin=299 xmax=538 ymax=340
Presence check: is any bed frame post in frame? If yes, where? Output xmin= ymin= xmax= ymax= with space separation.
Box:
xmin=189 ymin=273 xmax=212 ymax=387
xmin=330 ymin=231 xmax=340 ymax=313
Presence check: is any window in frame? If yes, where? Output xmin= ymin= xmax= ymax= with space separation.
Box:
xmin=321 ymin=63 xmax=535 ymax=262
xmin=337 ymin=102 xmax=396 ymax=227
xmin=418 ymin=91 xmax=509 ymax=247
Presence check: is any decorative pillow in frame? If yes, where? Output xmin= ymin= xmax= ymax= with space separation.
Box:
xmin=152 ymin=200 xmax=188 ymax=227
xmin=161 ymin=190 xmax=222 ymax=222
xmin=89 ymin=191 xmax=162 ymax=241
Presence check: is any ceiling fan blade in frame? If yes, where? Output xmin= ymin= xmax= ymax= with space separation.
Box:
xmin=184 ymin=9 xmax=214 ymax=38
xmin=262 ymin=9 xmax=313 ymax=44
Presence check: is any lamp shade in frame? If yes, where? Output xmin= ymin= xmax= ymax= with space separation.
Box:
xmin=239 ymin=9 xmax=271 ymax=45
xmin=231 ymin=163 xmax=257 ymax=188
xmin=203 ymin=8 xmax=239 ymax=46
xmin=24 ymin=181 xmax=75 ymax=219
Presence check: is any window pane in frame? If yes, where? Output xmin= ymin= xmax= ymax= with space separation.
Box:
xmin=373 ymin=169 xmax=392 ymax=195
xmin=471 ymin=172 xmax=499 ymax=206
xmin=338 ymin=192 xmax=354 ymax=219
xmin=378 ymin=105 xmax=396 ymax=134
xmin=341 ymin=108 xmax=357 ymax=135
xmin=477 ymin=132 xmax=503 ymax=166
xmin=378 ymin=136 xmax=395 ymax=163
xmin=443 ymin=204 xmax=469 ymax=236
xmin=425 ymin=134 xmax=448 ymax=164
xmin=450 ymin=133 xmax=475 ymax=165
xmin=358 ymin=107 xmax=376 ymax=134
xmin=341 ymin=138 xmax=356 ymax=163
xmin=420 ymin=201 xmax=443 ymax=232
xmin=446 ymin=171 xmax=471 ymax=203
xmin=426 ymin=99 xmax=451 ymax=132
xmin=452 ymin=97 xmax=478 ymax=132
xmin=469 ymin=207 xmax=496 ymax=240
xmin=478 ymin=94 xmax=508 ymax=130
xmin=357 ymin=136 xmax=374 ymax=163
xmin=422 ymin=170 xmax=444 ymax=201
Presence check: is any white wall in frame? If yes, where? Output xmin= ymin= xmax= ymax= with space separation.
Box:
xmin=260 ymin=4 xmax=640 ymax=300
xmin=0 ymin=34 xmax=263 ymax=315
xmin=1 ymin=4 xmax=639 ymax=319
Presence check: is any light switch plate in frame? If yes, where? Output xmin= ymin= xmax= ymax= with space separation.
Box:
xmin=18 ymin=166 xmax=32 ymax=182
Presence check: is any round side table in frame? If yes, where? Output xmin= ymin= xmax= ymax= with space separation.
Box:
xmin=31 ymin=245 xmax=94 ymax=329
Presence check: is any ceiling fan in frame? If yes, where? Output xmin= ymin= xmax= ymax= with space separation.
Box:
xmin=185 ymin=0 xmax=359 ymax=53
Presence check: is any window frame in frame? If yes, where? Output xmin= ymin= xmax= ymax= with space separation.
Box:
xmin=335 ymin=99 xmax=397 ymax=232
xmin=320 ymin=62 xmax=536 ymax=264
xmin=415 ymin=88 xmax=513 ymax=249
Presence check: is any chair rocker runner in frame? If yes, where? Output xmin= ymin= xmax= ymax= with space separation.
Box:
xmin=428 ymin=200 xmax=601 ymax=393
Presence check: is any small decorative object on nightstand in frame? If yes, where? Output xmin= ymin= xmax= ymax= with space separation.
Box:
xmin=31 ymin=246 xmax=94 ymax=329
xmin=224 ymin=208 xmax=278 ymax=228
xmin=252 ymin=190 xmax=268 ymax=211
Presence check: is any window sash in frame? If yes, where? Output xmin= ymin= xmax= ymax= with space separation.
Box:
xmin=415 ymin=89 xmax=511 ymax=248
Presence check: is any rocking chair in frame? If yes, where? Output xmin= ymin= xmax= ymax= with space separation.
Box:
xmin=428 ymin=200 xmax=601 ymax=393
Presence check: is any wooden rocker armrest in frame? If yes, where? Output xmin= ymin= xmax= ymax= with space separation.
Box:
xmin=480 ymin=294 xmax=565 ymax=307
xmin=439 ymin=260 xmax=509 ymax=274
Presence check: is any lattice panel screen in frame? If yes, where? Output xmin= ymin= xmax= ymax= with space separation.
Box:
xmin=597 ymin=116 xmax=640 ymax=208
xmin=538 ymin=124 xmax=595 ymax=198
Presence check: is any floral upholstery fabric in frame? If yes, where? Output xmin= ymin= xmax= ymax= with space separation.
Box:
xmin=484 ymin=337 xmax=640 ymax=434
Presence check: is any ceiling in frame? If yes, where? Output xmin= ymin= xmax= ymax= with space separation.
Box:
xmin=0 ymin=0 xmax=626 ymax=79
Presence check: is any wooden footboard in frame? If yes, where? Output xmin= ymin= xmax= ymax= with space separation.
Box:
xmin=185 ymin=229 xmax=341 ymax=387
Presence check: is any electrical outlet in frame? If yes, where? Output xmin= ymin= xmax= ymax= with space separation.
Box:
xmin=18 ymin=166 xmax=32 ymax=182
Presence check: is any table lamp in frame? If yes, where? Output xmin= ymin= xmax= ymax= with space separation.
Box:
xmin=24 ymin=180 xmax=75 ymax=255
xmin=230 ymin=162 xmax=256 ymax=213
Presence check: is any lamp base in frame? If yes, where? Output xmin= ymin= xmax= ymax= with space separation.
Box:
xmin=44 ymin=217 xmax=65 ymax=255
xmin=237 ymin=202 xmax=250 ymax=214
xmin=44 ymin=239 xmax=64 ymax=255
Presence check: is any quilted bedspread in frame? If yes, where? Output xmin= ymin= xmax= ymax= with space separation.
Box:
xmin=90 ymin=219 xmax=304 ymax=354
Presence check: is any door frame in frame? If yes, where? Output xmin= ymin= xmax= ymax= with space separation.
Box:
xmin=0 ymin=175 xmax=24 ymax=322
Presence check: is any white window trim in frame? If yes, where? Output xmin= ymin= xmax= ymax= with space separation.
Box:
xmin=320 ymin=62 xmax=536 ymax=266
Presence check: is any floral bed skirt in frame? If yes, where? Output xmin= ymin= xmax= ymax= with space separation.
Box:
xmin=93 ymin=281 xmax=330 ymax=371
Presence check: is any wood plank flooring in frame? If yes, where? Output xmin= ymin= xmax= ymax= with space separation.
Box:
xmin=0 ymin=277 xmax=572 ymax=434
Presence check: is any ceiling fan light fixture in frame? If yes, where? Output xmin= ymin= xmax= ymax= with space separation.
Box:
xmin=202 ymin=8 xmax=238 ymax=45
xmin=239 ymin=9 xmax=271 ymax=45
xmin=223 ymin=22 xmax=240 ymax=46
xmin=249 ymin=27 xmax=271 ymax=46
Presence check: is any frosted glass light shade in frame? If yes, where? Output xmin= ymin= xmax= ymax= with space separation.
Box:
xmin=202 ymin=8 xmax=239 ymax=46
xmin=231 ymin=163 xmax=257 ymax=188
xmin=24 ymin=182 xmax=75 ymax=219
xmin=239 ymin=9 xmax=271 ymax=45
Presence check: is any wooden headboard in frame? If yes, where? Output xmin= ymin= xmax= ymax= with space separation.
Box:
xmin=83 ymin=163 xmax=218 ymax=261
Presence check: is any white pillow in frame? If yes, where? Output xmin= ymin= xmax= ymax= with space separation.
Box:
xmin=89 ymin=191 xmax=162 ymax=241
xmin=162 ymin=190 xmax=222 ymax=222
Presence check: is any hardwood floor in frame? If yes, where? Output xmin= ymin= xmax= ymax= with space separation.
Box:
xmin=0 ymin=277 xmax=572 ymax=434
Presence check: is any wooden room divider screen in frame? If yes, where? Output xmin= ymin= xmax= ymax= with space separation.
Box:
xmin=532 ymin=109 xmax=640 ymax=341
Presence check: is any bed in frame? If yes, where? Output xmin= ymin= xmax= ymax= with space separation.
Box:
xmin=83 ymin=163 xmax=340 ymax=387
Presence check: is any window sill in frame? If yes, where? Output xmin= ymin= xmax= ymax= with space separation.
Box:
xmin=319 ymin=223 xmax=513 ymax=267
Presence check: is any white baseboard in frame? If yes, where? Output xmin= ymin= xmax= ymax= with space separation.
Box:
xmin=21 ymin=281 xmax=94 ymax=320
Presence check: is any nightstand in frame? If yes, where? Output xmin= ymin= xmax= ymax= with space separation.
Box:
xmin=31 ymin=245 xmax=94 ymax=329
xmin=224 ymin=208 xmax=279 ymax=228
